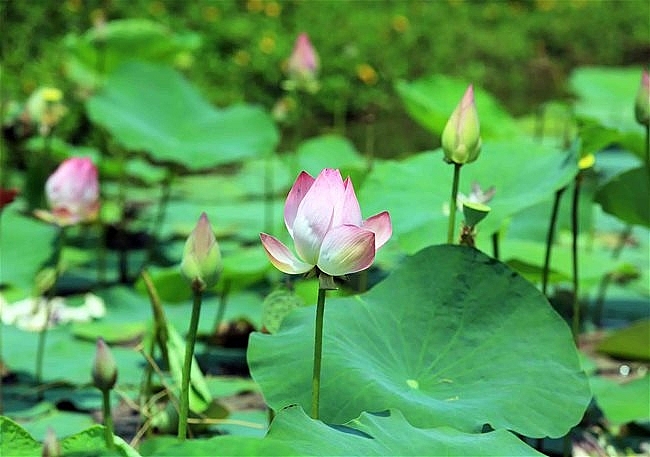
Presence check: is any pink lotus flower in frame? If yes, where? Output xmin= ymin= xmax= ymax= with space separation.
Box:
xmin=260 ymin=169 xmax=391 ymax=277
xmin=287 ymin=33 xmax=319 ymax=81
xmin=41 ymin=157 xmax=99 ymax=226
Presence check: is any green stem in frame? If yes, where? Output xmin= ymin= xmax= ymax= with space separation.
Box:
xmin=35 ymin=227 xmax=65 ymax=392
xmin=101 ymin=388 xmax=114 ymax=449
xmin=571 ymin=175 xmax=582 ymax=345
xmin=491 ymin=232 xmax=500 ymax=260
xmin=446 ymin=163 xmax=462 ymax=244
xmin=214 ymin=279 xmax=231 ymax=333
xmin=541 ymin=186 xmax=567 ymax=296
xmin=146 ymin=172 xmax=174 ymax=267
xmin=645 ymin=123 xmax=649 ymax=171
xmin=178 ymin=287 xmax=203 ymax=440
xmin=311 ymin=287 xmax=327 ymax=420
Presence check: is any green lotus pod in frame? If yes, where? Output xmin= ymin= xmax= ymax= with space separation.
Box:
xmin=463 ymin=201 xmax=491 ymax=228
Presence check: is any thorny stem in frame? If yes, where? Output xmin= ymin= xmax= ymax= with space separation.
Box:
xmin=447 ymin=163 xmax=462 ymax=244
xmin=178 ymin=287 xmax=203 ymax=440
xmin=102 ymin=388 xmax=115 ymax=449
xmin=311 ymin=287 xmax=327 ymax=420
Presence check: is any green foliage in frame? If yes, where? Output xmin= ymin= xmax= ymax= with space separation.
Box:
xmin=86 ymin=62 xmax=279 ymax=171
xmin=589 ymin=375 xmax=650 ymax=426
xmin=249 ymin=245 xmax=591 ymax=438
xmin=596 ymin=167 xmax=650 ymax=228
xmin=596 ymin=319 xmax=650 ymax=361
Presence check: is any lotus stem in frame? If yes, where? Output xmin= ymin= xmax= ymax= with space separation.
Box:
xmin=311 ymin=286 xmax=327 ymax=420
xmin=447 ymin=163 xmax=462 ymax=244
xmin=101 ymin=388 xmax=114 ymax=449
xmin=178 ymin=287 xmax=203 ymax=440
xmin=571 ymin=174 xmax=582 ymax=345
xmin=541 ymin=186 xmax=567 ymax=296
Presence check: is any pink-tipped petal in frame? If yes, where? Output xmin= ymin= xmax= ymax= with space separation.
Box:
xmin=362 ymin=211 xmax=392 ymax=250
xmin=291 ymin=169 xmax=344 ymax=264
xmin=284 ymin=171 xmax=314 ymax=235
xmin=332 ymin=177 xmax=363 ymax=227
xmin=260 ymin=233 xmax=313 ymax=274
xmin=318 ymin=225 xmax=375 ymax=276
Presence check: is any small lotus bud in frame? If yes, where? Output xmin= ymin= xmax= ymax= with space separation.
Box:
xmin=635 ymin=69 xmax=650 ymax=126
xmin=92 ymin=338 xmax=117 ymax=392
xmin=462 ymin=201 xmax=491 ymax=228
xmin=42 ymin=428 xmax=61 ymax=457
xmin=180 ymin=212 xmax=222 ymax=291
xmin=442 ymin=85 xmax=482 ymax=165
xmin=284 ymin=33 xmax=320 ymax=94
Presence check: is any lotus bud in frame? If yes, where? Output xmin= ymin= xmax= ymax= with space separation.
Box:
xmin=92 ymin=338 xmax=117 ymax=392
xmin=42 ymin=428 xmax=61 ymax=457
xmin=180 ymin=212 xmax=222 ymax=291
xmin=635 ymin=69 xmax=650 ymax=127
xmin=442 ymin=85 xmax=482 ymax=165
xmin=284 ymin=33 xmax=320 ymax=93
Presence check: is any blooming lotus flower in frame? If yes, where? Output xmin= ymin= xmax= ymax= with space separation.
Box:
xmin=635 ymin=69 xmax=649 ymax=126
xmin=441 ymin=84 xmax=482 ymax=165
xmin=40 ymin=157 xmax=99 ymax=226
xmin=180 ymin=212 xmax=222 ymax=291
xmin=260 ymin=169 xmax=391 ymax=277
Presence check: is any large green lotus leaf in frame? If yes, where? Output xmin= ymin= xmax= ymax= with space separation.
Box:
xmin=86 ymin=62 xmax=279 ymax=170
xmin=359 ymin=139 xmax=577 ymax=254
xmin=589 ymin=375 xmax=650 ymax=425
xmin=395 ymin=75 xmax=520 ymax=140
xmin=248 ymin=246 xmax=590 ymax=438
xmin=0 ymin=208 xmax=57 ymax=291
xmin=64 ymin=18 xmax=200 ymax=88
xmin=570 ymin=66 xmax=644 ymax=134
xmin=595 ymin=167 xmax=650 ymax=228
xmin=139 ymin=406 xmax=542 ymax=456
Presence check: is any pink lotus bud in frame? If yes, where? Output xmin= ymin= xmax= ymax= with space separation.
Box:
xmin=180 ymin=212 xmax=223 ymax=291
xmin=285 ymin=33 xmax=320 ymax=93
xmin=441 ymin=85 xmax=482 ymax=165
xmin=260 ymin=169 xmax=392 ymax=277
xmin=44 ymin=157 xmax=99 ymax=226
xmin=635 ymin=69 xmax=650 ymax=126
xmin=92 ymin=338 xmax=117 ymax=392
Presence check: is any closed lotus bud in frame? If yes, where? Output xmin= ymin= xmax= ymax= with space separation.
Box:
xmin=180 ymin=212 xmax=222 ymax=291
xmin=42 ymin=428 xmax=61 ymax=457
xmin=92 ymin=338 xmax=117 ymax=392
xmin=44 ymin=157 xmax=100 ymax=226
xmin=635 ymin=69 xmax=650 ymax=126
xmin=442 ymin=85 xmax=482 ymax=165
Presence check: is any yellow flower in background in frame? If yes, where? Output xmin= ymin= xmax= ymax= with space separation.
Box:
xmin=357 ymin=64 xmax=378 ymax=86
xmin=148 ymin=1 xmax=166 ymax=16
xmin=535 ymin=0 xmax=556 ymax=12
xmin=259 ymin=35 xmax=276 ymax=54
xmin=65 ymin=0 xmax=81 ymax=13
xmin=391 ymin=15 xmax=409 ymax=33
xmin=234 ymin=50 xmax=251 ymax=67
xmin=247 ymin=0 xmax=264 ymax=13
xmin=265 ymin=1 xmax=281 ymax=17
xmin=578 ymin=154 xmax=595 ymax=170
xmin=203 ymin=5 xmax=220 ymax=22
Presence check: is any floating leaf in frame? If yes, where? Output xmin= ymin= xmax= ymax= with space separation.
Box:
xmin=138 ymin=406 xmax=542 ymax=456
xmin=359 ymin=139 xmax=577 ymax=254
xmin=590 ymin=375 xmax=650 ymax=425
xmin=596 ymin=319 xmax=650 ymax=361
xmin=249 ymin=245 xmax=590 ymax=438
xmin=86 ymin=62 xmax=279 ymax=171
xmin=595 ymin=167 xmax=650 ymax=228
